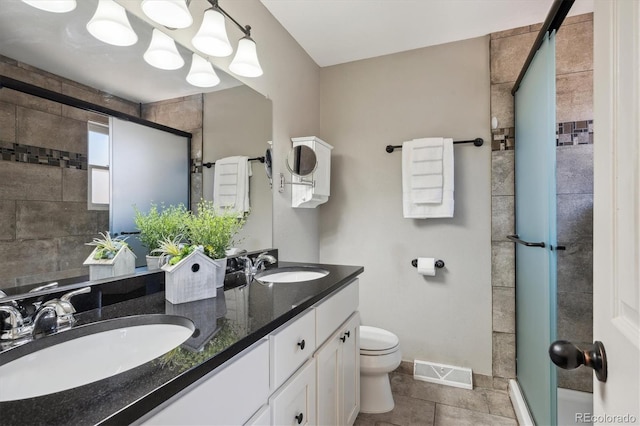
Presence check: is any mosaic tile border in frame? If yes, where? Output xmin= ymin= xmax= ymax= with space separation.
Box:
xmin=557 ymin=119 xmax=593 ymax=146
xmin=0 ymin=143 xmax=87 ymax=169
xmin=491 ymin=120 xmax=594 ymax=151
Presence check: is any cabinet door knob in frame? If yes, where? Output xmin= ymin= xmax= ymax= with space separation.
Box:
xmin=297 ymin=339 xmax=305 ymax=350
xmin=295 ymin=413 xmax=304 ymax=424
xmin=340 ymin=335 xmax=346 ymax=342
xmin=345 ymin=330 xmax=351 ymax=338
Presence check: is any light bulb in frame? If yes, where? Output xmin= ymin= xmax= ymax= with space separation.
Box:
xmin=229 ymin=37 xmax=263 ymax=78
xmin=144 ymin=29 xmax=184 ymax=70
xmin=192 ymin=8 xmax=233 ymax=57
xmin=186 ymin=53 xmax=220 ymax=88
xmin=21 ymin=0 xmax=76 ymax=13
xmin=86 ymin=0 xmax=138 ymax=47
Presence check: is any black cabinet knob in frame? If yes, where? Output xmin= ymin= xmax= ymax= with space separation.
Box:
xmin=295 ymin=413 xmax=304 ymax=424
xmin=340 ymin=335 xmax=346 ymax=342
xmin=297 ymin=339 xmax=305 ymax=350
xmin=345 ymin=330 xmax=351 ymax=338
xmin=549 ymin=340 xmax=607 ymax=382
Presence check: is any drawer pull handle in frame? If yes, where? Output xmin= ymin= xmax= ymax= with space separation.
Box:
xmin=340 ymin=335 xmax=346 ymax=342
xmin=345 ymin=330 xmax=351 ymax=338
xmin=297 ymin=339 xmax=306 ymax=350
xmin=295 ymin=413 xmax=304 ymax=424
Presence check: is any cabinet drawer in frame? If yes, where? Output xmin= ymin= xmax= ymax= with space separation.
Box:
xmin=315 ymin=279 xmax=359 ymax=346
xmin=142 ymin=339 xmax=269 ymax=426
xmin=270 ymin=309 xmax=316 ymax=389
xmin=270 ymin=358 xmax=317 ymax=426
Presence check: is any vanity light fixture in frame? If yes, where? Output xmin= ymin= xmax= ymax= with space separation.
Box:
xmin=86 ymin=0 xmax=138 ymax=47
xmin=141 ymin=0 xmax=193 ymax=30
xmin=186 ymin=53 xmax=221 ymax=88
xmin=144 ymin=29 xmax=185 ymax=70
xmin=20 ymin=0 xmax=77 ymax=13
xmin=193 ymin=0 xmax=263 ymax=78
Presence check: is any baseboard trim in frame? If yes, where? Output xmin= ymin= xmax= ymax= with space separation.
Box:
xmin=508 ymin=379 xmax=535 ymax=426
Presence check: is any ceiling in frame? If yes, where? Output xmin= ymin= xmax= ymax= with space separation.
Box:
xmin=0 ymin=0 xmax=594 ymax=103
xmin=261 ymin=0 xmax=594 ymax=67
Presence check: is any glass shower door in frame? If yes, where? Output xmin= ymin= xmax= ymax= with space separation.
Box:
xmin=513 ymin=31 xmax=558 ymax=426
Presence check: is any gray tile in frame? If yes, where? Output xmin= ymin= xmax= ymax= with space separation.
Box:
xmin=56 ymin=235 xmax=96 ymax=272
xmin=492 ymin=377 xmax=510 ymax=391
xmin=482 ymin=389 xmax=516 ymax=419
xmin=557 ymin=238 xmax=593 ymax=294
xmin=17 ymin=106 xmax=87 ymax=154
xmin=390 ymin=373 xmax=489 ymax=414
xmin=355 ymin=394 xmax=436 ymax=426
xmin=491 ymin=150 xmax=514 ymax=196
xmin=472 ymin=373 xmax=494 ymax=390
xmin=16 ymin=201 xmax=97 ymax=240
xmin=97 ymin=210 xmax=110 ymax=234
xmin=556 ymin=71 xmax=593 ymax=123
xmin=563 ymin=12 xmax=593 ymax=26
xmin=558 ymin=292 xmax=593 ymax=343
xmin=0 ymin=161 xmax=62 ymax=201
xmin=61 ymin=105 xmax=110 ymax=125
xmin=0 ymin=101 xmax=16 ymax=143
xmin=142 ymin=94 xmax=203 ymax=131
xmin=0 ymin=239 xmax=58 ymax=286
xmin=556 ymin=20 xmax=593 ymax=76
xmin=492 ymin=242 xmax=515 ymax=288
xmin=491 ymin=196 xmax=514 ymax=242
xmin=434 ymin=404 xmax=517 ymax=426
xmin=191 ymin=172 xmax=203 ymax=205
xmin=490 ymin=83 xmax=515 ymax=130
xmin=493 ymin=287 xmax=515 ymax=334
xmin=490 ymin=31 xmax=537 ymax=84
xmin=557 ymin=145 xmax=593 ymax=195
xmin=14 ymin=266 xmax=87 ymax=287
xmin=191 ymin=128 xmax=203 ymax=160
xmin=557 ymin=193 xmax=593 ymax=242
xmin=492 ymin=332 xmax=516 ymax=379
xmin=0 ymin=200 xmax=16 ymax=241
xmin=61 ymin=82 xmax=139 ymax=117
xmin=62 ymin=168 xmax=88 ymax=202
xmin=491 ymin=25 xmax=531 ymax=40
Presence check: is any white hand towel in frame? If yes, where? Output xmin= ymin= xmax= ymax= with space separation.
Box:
xmin=407 ymin=138 xmax=444 ymax=203
xmin=213 ymin=156 xmax=250 ymax=216
xmin=402 ymin=138 xmax=454 ymax=218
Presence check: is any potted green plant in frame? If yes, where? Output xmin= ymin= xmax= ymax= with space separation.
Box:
xmin=134 ymin=203 xmax=189 ymax=270
xmin=153 ymin=200 xmax=246 ymax=304
xmin=83 ymin=231 xmax=136 ymax=281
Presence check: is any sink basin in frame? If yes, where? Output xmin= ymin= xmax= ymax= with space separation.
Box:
xmin=254 ymin=267 xmax=329 ymax=283
xmin=0 ymin=314 xmax=194 ymax=402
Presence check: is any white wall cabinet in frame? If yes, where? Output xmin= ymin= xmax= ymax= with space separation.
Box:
xmin=316 ymin=312 xmax=360 ymax=426
xmin=291 ymin=136 xmax=333 ymax=208
xmin=142 ymin=279 xmax=360 ymax=426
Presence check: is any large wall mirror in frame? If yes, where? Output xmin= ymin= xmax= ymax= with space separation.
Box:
xmin=0 ymin=0 xmax=273 ymax=297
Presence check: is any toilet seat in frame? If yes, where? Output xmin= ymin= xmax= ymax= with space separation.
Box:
xmin=360 ymin=326 xmax=399 ymax=356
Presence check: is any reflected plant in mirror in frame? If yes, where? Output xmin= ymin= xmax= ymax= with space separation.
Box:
xmin=134 ymin=203 xmax=190 ymax=270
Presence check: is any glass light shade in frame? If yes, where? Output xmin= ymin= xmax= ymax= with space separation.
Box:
xmin=186 ymin=54 xmax=220 ymax=88
xmin=86 ymin=0 xmax=138 ymax=47
xmin=20 ymin=0 xmax=77 ymax=13
xmin=141 ymin=0 xmax=192 ymax=29
xmin=191 ymin=8 xmax=233 ymax=57
xmin=144 ymin=29 xmax=184 ymax=70
xmin=229 ymin=37 xmax=263 ymax=78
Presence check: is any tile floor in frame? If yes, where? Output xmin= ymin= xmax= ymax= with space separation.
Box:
xmin=355 ymin=368 xmax=518 ymax=426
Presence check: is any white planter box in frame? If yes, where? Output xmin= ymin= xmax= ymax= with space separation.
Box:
xmin=146 ymin=255 xmax=162 ymax=271
xmin=83 ymin=246 xmax=136 ymax=281
xmin=162 ymin=251 xmax=226 ymax=304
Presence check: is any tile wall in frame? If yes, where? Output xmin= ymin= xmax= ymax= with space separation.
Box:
xmin=489 ymin=13 xmax=594 ymax=393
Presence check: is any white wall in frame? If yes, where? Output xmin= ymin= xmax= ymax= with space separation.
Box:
xmin=188 ymin=0 xmax=322 ymax=262
xmin=318 ymin=37 xmax=493 ymax=374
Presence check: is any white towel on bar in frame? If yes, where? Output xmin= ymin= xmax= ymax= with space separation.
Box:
xmin=409 ymin=138 xmax=444 ymax=203
xmin=213 ymin=156 xmax=252 ymax=215
xmin=402 ymin=138 xmax=454 ymax=218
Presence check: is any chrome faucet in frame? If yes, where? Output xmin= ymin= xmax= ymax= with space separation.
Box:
xmin=0 ymin=286 xmax=91 ymax=347
xmin=239 ymin=252 xmax=277 ymax=281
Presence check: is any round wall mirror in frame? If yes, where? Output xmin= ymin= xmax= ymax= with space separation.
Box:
xmin=286 ymin=145 xmax=317 ymax=177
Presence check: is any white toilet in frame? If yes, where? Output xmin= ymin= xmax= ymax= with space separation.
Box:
xmin=359 ymin=325 xmax=402 ymax=414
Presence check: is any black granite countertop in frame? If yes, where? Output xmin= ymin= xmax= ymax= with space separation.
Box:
xmin=0 ymin=261 xmax=363 ymax=426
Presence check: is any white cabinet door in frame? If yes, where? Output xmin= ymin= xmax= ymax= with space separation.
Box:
xmin=245 ymin=405 xmax=270 ymax=426
xmin=341 ymin=313 xmax=360 ymax=426
xmin=270 ymin=359 xmax=317 ymax=426
xmin=316 ymin=312 xmax=360 ymax=426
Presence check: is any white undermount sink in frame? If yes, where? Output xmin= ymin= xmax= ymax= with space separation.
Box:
xmin=254 ymin=267 xmax=329 ymax=283
xmin=0 ymin=314 xmax=194 ymax=402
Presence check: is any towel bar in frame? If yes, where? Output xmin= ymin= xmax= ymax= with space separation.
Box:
xmin=386 ymin=138 xmax=483 ymax=153
xmin=204 ymin=156 xmax=265 ymax=168
xmin=411 ymin=259 xmax=445 ymax=268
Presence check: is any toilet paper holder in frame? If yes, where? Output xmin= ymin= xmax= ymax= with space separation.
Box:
xmin=411 ymin=259 xmax=445 ymax=269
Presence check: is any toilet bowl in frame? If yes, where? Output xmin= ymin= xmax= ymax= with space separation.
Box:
xmin=359 ymin=325 xmax=401 ymax=414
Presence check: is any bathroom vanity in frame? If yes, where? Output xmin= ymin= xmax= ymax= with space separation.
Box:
xmin=0 ymin=260 xmax=363 ymax=426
